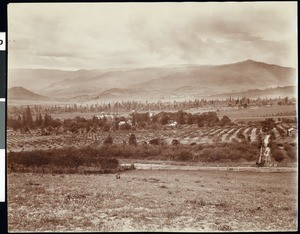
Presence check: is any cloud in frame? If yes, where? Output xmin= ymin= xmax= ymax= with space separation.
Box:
xmin=8 ymin=2 xmax=297 ymax=70
xmin=128 ymin=3 xmax=296 ymax=66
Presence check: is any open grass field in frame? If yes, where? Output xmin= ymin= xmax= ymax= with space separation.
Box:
xmin=218 ymin=105 xmax=296 ymax=121
xmin=8 ymin=170 xmax=297 ymax=232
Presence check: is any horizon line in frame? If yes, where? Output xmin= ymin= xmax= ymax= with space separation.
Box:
xmin=8 ymin=59 xmax=296 ymax=72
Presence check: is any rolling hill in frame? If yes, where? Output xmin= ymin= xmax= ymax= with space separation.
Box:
xmin=94 ymin=88 xmax=143 ymax=100
xmin=131 ymin=60 xmax=295 ymax=94
xmin=8 ymin=60 xmax=296 ymax=102
xmin=8 ymin=86 xmax=51 ymax=100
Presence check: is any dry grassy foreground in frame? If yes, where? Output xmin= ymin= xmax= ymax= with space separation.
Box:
xmin=8 ymin=170 xmax=297 ymax=232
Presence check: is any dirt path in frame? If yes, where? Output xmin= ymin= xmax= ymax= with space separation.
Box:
xmin=121 ymin=163 xmax=296 ymax=173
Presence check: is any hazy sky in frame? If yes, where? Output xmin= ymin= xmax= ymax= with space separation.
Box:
xmin=8 ymin=2 xmax=297 ymax=70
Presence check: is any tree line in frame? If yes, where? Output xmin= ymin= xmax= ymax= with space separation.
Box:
xmin=8 ymin=96 xmax=295 ymax=116
xmin=7 ymin=106 xmax=233 ymax=133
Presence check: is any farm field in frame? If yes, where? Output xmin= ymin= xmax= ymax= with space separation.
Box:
xmin=7 ymin=122 xmax=296 ymax=152
xmin=8 ymin=170 xmax=297 ymax=232
xmin=218 ymin=105 xmax=296 ymax=121
xmin=23 ymin=105 xmax=296 ymax=121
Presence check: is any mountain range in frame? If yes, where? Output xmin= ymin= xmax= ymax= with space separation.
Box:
xmin=8 ymin=59 xmax=296 ymax=103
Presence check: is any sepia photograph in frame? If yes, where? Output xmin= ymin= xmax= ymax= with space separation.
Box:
xmin=7 ymin=2 xmax=297 ymax=232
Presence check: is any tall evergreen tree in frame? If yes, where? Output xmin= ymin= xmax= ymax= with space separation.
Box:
xmin=25 ymin=106 xmax=33 ymax=128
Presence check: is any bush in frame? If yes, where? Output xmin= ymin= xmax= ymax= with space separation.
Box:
xmin=261 ymin=118 xmax=275 ymax=133
xmin=237 ymin=132 xmax=246 ymax=140
xmin=8 ymin=151 xmax=50 ymax=167
xmin=177 ymin=150 xmax=193 ymax=161
xmin=270 ymin=143 xmax=285 ymax=162
xmin=275 ymin=125 xmax=285 ymax=136
xmin=247 ymin=136 xmax=251 ymax=142
xmin=138 ymin=122 xmax=147 ymax=129
xmin=160 ymin=115 xmax=169 ymax=125
xmin=103 ymin=125 xmax=110 ymax=132
xmin=128 ymin=134 xmax=137 ymax=146
xmin=269 ymin=131 xmax=276 ymax=141
xmin=272 ymin=149 xmax=285 ymax=162
xmin=100 ymin=158 xmax=119 ymax=169
xmin=120 ymin=122 xmax=132 ymax=130
xmin=204 ymin=148 xmax=221 ymax=162
xmin=199 ymin=141 xmax=258 ymax=162
xmin=172 ymin=139 xmax=180 ymax=145
xmin=149 ymin=138 xmax=160 ymax=145
xmin=284 ymin=143 xmax=297 ymax=160
xmin=8 ymin=146 xmax=120 ymax=171
xmin=104 ymin=135 xmax=113 ymax=145
xmin=219 ymin=116 xmax=231 ymax=127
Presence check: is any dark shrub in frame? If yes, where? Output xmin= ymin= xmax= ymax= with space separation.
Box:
xmin=177 ymin=150 xmax=193 ymax=161
xmin=275 ymin=125 xmax=285 ymax=136
xmin=219 ymin=116 xmax=232 ymax=127
xmin=270 ymin=143 xmax=285 ymax=162
xmin=284 ymin=143 xmax=296 ymax=160
xmin=138 ymin=122 xmax=147 ymax=129
xmin=103 ymin=125 xmax=110 ymax=132
xmin=261 ymin=118 xmax=275 ymax=133
xmin=269 ymin=131 xmax=276 ymax=141
xmin=160 ymin=114 xmax=169 ymax=125
xmin=128 ymin=134 xmax=137 ymax=146
xmin=120 ymin=123 xmax=132 ymax=130
xmin=237 ymin=132 xmax=246 ymax=140
xmin=247 ymin=136 xmax=251 ymax=142
xmin=272 ymin=149 xmax=285 ymax=162
xmin=104 ymin=135 xmax=113 ymax=145
xmin=149 ymin=138 xmax=160 ymax=145
xmin=172 ymin=139 xmax=180 ymax=145
xmin=41 ymin=130 xmax=51 ymax=136
xmin=100 ymin=158 xmax=119 ymax=169
xmin=8 ymin=146 xmax=120 ymax=172
xmin=8 ymin=151 xmax=50 ymax=167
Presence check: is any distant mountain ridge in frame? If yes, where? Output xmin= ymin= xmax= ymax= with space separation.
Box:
xmin=8 ymin=60 xmax=296 ymax=102
xmin=8 ymin=85 xmax=296 ymax=104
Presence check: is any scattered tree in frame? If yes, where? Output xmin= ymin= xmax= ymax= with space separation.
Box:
xmin=128 ymin=134 xmax=137 ymax=146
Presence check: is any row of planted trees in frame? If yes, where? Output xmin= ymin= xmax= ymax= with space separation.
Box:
xmin=8 ymin=107 xmax=233 ymax=133
xmin=8 ymin=106 xmax=61 ymax=132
